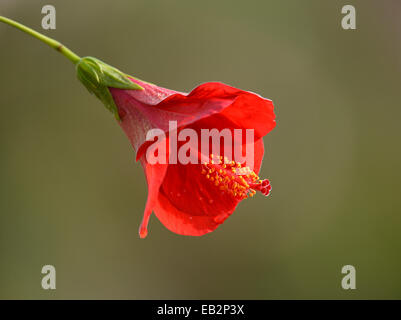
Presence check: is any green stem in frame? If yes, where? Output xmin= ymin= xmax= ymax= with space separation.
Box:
xmin=0 ymin=16 xmax=81 ymax=64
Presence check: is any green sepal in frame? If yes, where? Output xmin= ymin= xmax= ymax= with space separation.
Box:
xmin=76 ymin=57 xmax=143 ymax=121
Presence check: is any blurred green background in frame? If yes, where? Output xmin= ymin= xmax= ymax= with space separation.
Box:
xmin=1 ymin=0 xmax=400 ymax=299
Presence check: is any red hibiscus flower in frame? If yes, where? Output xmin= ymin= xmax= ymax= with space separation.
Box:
xmin=109 ymin=78 xmax=276 ymax=238
xmin=0 ymin=17 xmax=276 ymax=239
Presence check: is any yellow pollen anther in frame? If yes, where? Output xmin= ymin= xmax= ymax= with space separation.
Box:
xmin=201 ymin=154 xmax=267 ymax=200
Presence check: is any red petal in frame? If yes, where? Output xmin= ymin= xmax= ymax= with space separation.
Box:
xmin=110 ymin=81 xmax=275 ymax=158
xmin=154 ymin=163 xmax=239 ymax=236
xmin=137 ymin=156 xmax=168 ymax=238
xmin=150 ymin=139 xmax=265 ymax=236
xmin=154 ymin=190 xmax=238 ymax=236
